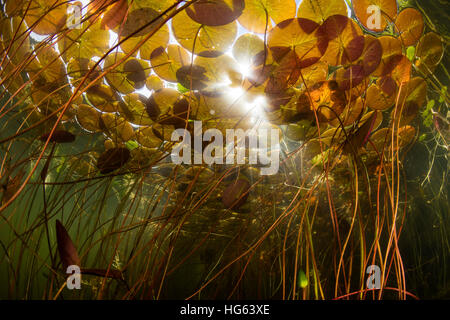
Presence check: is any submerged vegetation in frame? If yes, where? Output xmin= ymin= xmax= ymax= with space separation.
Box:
xmin=0 ymin=0 xmax=448 ymax=299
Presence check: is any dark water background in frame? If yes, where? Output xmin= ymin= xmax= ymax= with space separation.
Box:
xmin=396 ymin=0 xmax=449 ymax=299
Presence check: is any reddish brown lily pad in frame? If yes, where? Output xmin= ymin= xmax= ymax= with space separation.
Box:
xmin=96 ymin=147 xmax=131 ymax=174
xmin=222 ymin=178 xmax=250 ymax=209
xmin=40 ymin=130 xmax=76 ymax=144
xmin=186 ymin=0 xmax=245 ymax=26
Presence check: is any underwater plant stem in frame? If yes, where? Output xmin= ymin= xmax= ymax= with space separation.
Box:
xmin=41 ymin=143 xmax=56 ymax=269
xmin=335 ymin=156 xmax=359 ymax=297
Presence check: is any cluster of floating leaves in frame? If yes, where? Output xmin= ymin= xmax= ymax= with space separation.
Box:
xmin=0 ymin=0 xmax=446 ymax=203
xmin=0 ymin=0 xmax=447 ymax=292
xmin=0 ymin=0 xmax=446 ymax=206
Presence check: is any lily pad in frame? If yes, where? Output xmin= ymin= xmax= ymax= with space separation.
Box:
xmin=172 ymin=10 xmax=237 ymax=58
xmin=415 ymin=32 xmax=444 ymax=74
xmin=39 ymin=130 xmax=76 ymax=144
xmin=150 ymin=45 xmax=190 ymax=83
xmin=76 ymin=104 xmax=102 ymax=133
xmin=186 ymin=0 xmax=245 ymax=26
xmin=352 ymin=0 xmax=398 ymax=32
xmin=268 ymin=18 xmax=328 ymax=69
xmin=222 ymin=178 xmax=251 ymax=209
xmin=96 ymin=147 xmax=131 ymax=174
xmin=395 ymin=8 xmax=424 ymax=47
xmin=238 ymin=0 xmax=297 ymax=34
